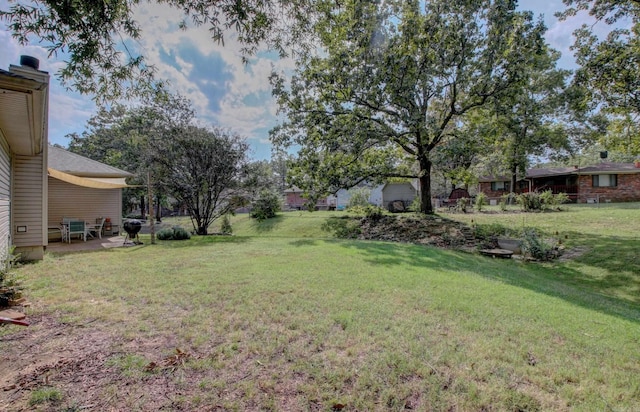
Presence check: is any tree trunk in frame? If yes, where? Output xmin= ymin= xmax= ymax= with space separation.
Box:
xmin=418 ymin=156 xmax=434 ymax=214
xmin=510 ymin=163 xmax=518 ymax=204
xmin=156 ymin=195 xmax=162 ymax=223
xmin=140 ymin=195 xmax=146 ymax=219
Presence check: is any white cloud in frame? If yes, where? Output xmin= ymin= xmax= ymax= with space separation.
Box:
xmin=4 ymin=0 xmax=622 ymax=159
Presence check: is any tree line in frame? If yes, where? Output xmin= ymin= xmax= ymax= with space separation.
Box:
xmin=3 ymin=0 xmax=639 ymax=216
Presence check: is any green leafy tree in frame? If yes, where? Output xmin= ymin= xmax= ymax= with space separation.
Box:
xmin=67 ymin=91 xmax=195 ymax=217
xmin=559 ymin=0 xmax=640 ymax=156
xmin=0 ymin=0 xmax=316 ymax=101
xmin=490 ymin=47 xmax=574 ymax=191
xmin=151 ymin=125 xmax=250 ymax=235
xmin=250 ymin=189 xmax=281 ymax=221
xmin=271 ymin=0 xmax=546 ymax=214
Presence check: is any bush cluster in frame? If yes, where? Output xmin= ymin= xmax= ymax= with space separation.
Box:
xmin=522 ymin=228 xmax=558 ymax=261
xmin=516 ymin=190 xmax=569 ymax=212
xmin=347 ymin=204 xmax=384 ymax=219
xmin=250 ymin=190 xmax=281 ymax=221
xmin=157 ymin=226 xmax=191 ymax=240
xmin=321 ymin=217 xmax=362 ymax=239
xmin=475 ymin=192 xmax=488 ymax=212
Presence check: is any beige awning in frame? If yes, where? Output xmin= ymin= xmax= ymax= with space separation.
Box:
xmin=48 ymin=168 xmax=130 ymax=189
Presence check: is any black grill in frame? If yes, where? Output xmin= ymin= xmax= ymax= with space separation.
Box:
xmin=123 ymin=219 xmax=142 ymax=244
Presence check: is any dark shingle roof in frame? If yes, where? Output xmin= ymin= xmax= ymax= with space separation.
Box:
xmin=576 ymin=162 xmax=639 ymax=174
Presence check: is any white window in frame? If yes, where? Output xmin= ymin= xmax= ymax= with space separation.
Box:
xmin=592 ymin=174 xmax=617 ymax=187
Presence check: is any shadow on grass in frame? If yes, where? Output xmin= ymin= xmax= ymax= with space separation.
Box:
xmin=152 ymin=235 xmax=251 ymax=248
xmin=249 ymin=215 xmax=284 ymax=233
xmin=289 ymin=239 xmax=320 ymax=247
xmin=337 ymin=238 xmax=640 ymax=323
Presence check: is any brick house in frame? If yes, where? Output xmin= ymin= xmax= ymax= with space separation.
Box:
xmin=284 ymin=186 xmax=333 ymax=210
xmin=478 ymin=163 xmax=640 ymax=203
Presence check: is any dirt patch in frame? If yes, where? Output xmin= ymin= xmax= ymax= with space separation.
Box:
xmin=0 ymin=313 xmax=193 ymax=411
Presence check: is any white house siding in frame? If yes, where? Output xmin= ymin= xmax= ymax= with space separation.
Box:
xmin=12 ymin=153 xmax=46 ymax=260
xmin=382 ymin=183 xmax=417 ymax=208
xmin=0 ymin=135 xmax=11 ymax=264
xmin=48 ymin=177 xmax=122 ymax=230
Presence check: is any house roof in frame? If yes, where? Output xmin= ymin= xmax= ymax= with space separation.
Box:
xmin=478 ymin=175 xmax=511 ymax=183
xmin=48 ymin=145 xmax=133 ymax=178
xmin=284 ymin=186 xmax=303 ymax=193
xmin=481 ymin=163 xmax=640 ymax=182
xmin=382 ymin=181 xmax=418 ymax=191
xmin=575 ymin=162 xmax=639 ymax=175
xmin=525 ymin=167 xmax=579 ymax=178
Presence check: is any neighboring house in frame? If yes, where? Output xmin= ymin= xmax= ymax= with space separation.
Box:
xmin=331 ymin=181 xmax=417 ymax=210
xmin=381 ymin=181 xmax=418 ymax=210
xmin=48 ymin=145 xmax=133 ymax=239
xmin=478 ymin=163 xmax=640 ymax=203
xmin=284 ymin=186 xmax=333 ymax=210
xmin=0 ymin=56 xmax=50 ymax=261
xmin=477 ymin=175 xmax=514 ymax=201
xmin=332 ymin=184 xmax=383 ymax=210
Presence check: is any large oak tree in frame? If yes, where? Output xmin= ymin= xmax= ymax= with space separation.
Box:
xmin=271 ymin=0 xmax=547 ymax=213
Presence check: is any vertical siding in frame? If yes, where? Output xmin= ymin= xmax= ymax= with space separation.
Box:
xmin=0 ymin=135 xmax=10 ymax=264
xmin=48 ymin=177 xmax=123 ymax=228
xmin=382 ymin=183 xmax=417 ymax=207
xmin=13 ymin=153 xmax=45 ymax=247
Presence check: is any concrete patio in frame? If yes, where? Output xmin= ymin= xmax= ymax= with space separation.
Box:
xmin=45 ymin=235 xmax=128 ymax=253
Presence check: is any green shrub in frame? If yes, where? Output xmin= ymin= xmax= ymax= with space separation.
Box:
xmin=522 ymin=228 xmax=556 ymax=261
xmin=475 ymin=192 xmax=488 ymax=212
xmin=347 ymin=187 xmax=371 ymax=209
xmin=539 ymin=190 xmax=555 ymax=210
xmin=250 ymin=190 xmax=281 ymax=221
xmin=456 ymin=197 xmax=469 ymax=213
xmin=474 ymin=223 xmax=509 ymax=240
xmin=220 ymin=214 xmax=233 ymax=235
xmin=554 ymin=192 xmax=570 ymax=207
xmin=517 ymin=192 xmax=543 ymax=211
xmin=347 ymin=204 xmax=384 ymax=219
xmin=499 ymin=192 xmax=516 ymax=211
xmin=172 ymin=226 xmax=191 ymax=240
xmin=518 ymin=191 xmax=570 ymax=212
xmin=409 ymin=197 xmax=422 ymax=213
xmin=321 ymin=217 xmax=362 ymax=239
xmin=156 ymin=227 xmax=191 ymax=240
xmin=156 ymin=228 xmax=174 ymax=240
xmin=0 ymin=247 xmax=22 ymax=307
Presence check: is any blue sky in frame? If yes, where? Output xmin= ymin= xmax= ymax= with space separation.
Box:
xmin=0 ymin=1 xmax=603 ymax=160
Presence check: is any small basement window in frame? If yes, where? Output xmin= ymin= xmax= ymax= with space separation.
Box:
xmin=592 ymin=174 xmax=617 ymax=187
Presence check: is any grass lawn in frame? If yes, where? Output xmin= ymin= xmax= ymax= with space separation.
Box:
xmin=1 ymin=204 xmax=639 ymax=411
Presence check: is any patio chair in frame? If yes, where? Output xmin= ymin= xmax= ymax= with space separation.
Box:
xmin=67 ymin=220 xmax=86 ymax=243
xmin=62 ymin=217 xmax=79 ymax=242
xmin=90 ymin=218 xmax=106 ymax=239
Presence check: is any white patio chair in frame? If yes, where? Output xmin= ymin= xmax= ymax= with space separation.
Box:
xmin=90 ymin=218 xmax=106 ymax=239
